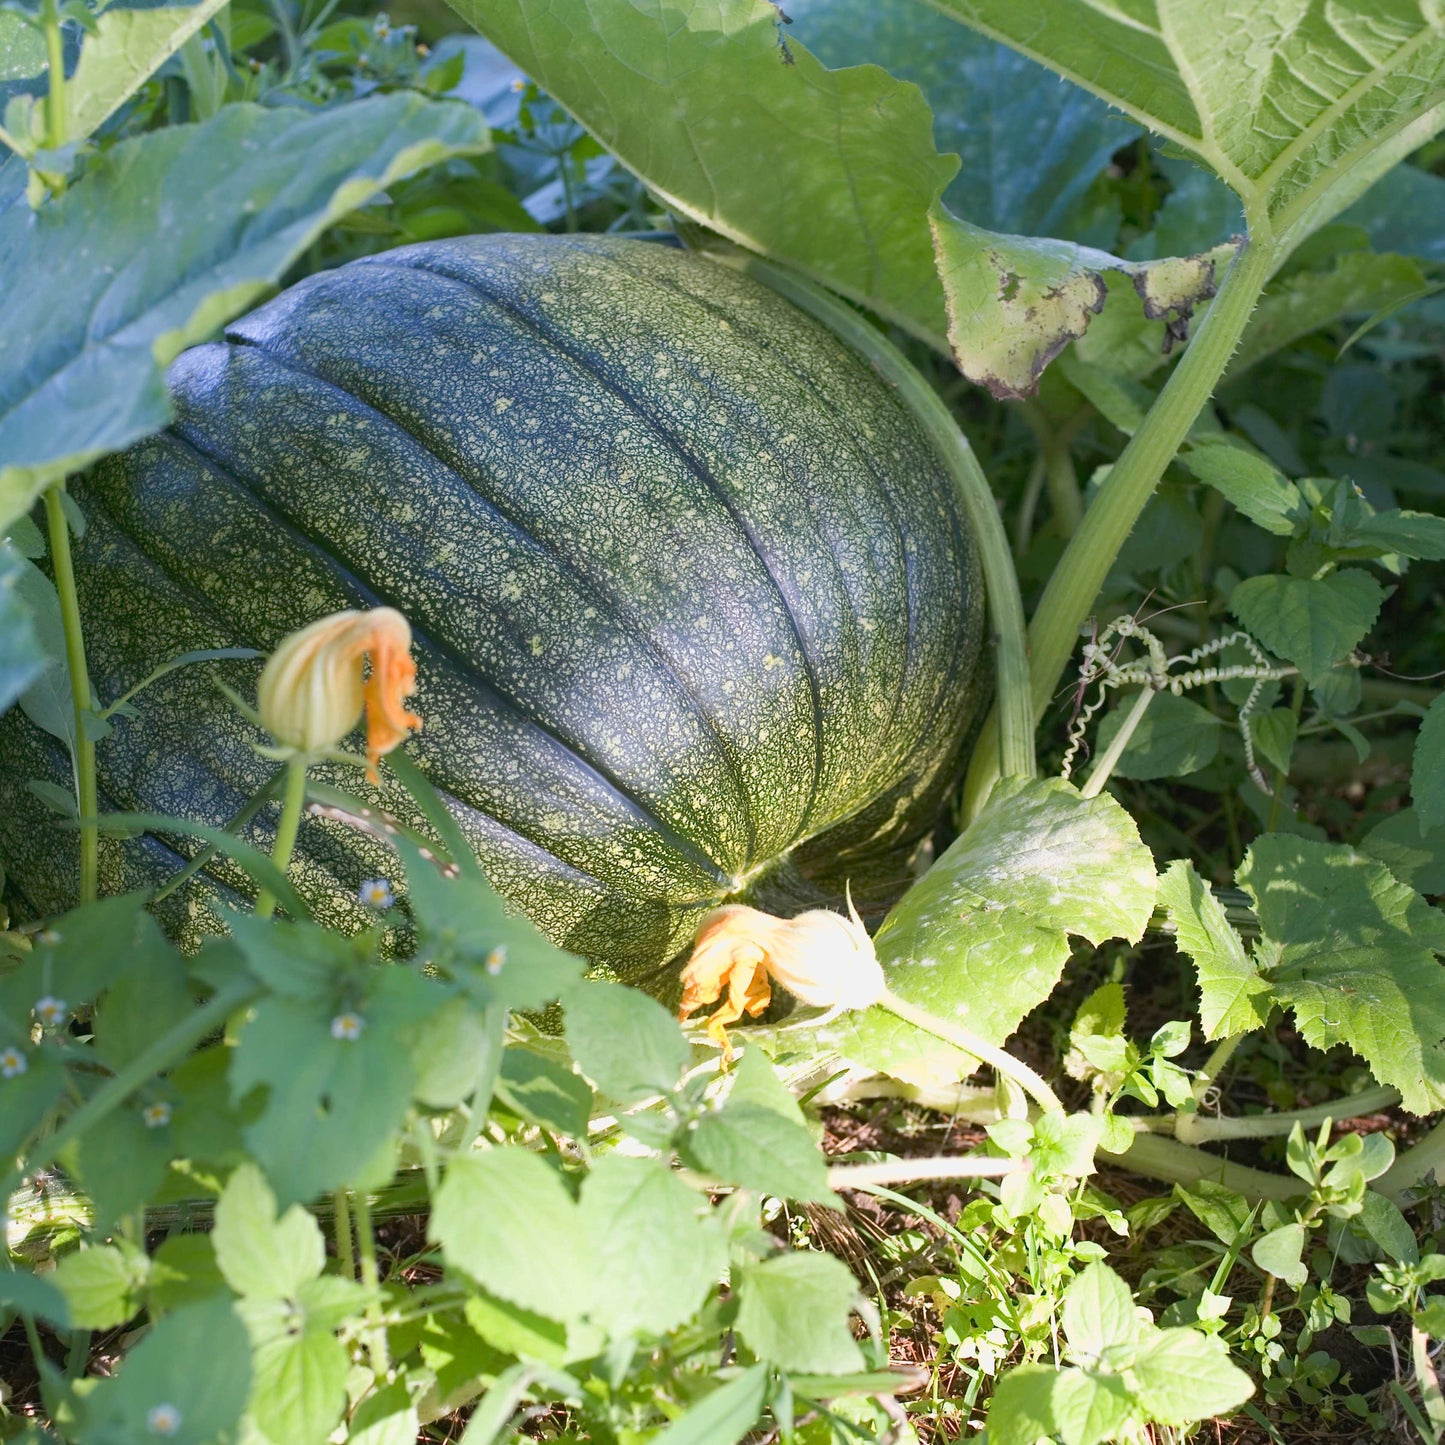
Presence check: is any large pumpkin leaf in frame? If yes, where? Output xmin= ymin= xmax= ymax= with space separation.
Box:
xmin=0 ymin=93 xmax=490 ymax=534
xmin=1238 ymin=835 xmax=1445 ymax=1114
xmin=786 ymin=0 xmax=1136 ymax=239
xmin=450 ymin=0 xmax=1217 ymax=398
xmin=821 ymin=777 xmax=1157 ymax=1084
xmin=929 ymin=0 xmax=1445 ymax=251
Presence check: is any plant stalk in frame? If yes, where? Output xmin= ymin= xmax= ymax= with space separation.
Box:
xmin=736 ymin=256 xmax=1036 ymax=788
xmin=255 ymin=757 xmax=308 ymax=919
xmin=42 ymin=0 xmax=66 ymax=151
xmin=1079 ymin=685 xmax=1155 ymax=798
xmin=43 ymin=485 xmax=99 ymax=904
xmin=878 ymin=989 xmax=1063 ymax=1115
xmin=966 ymin=233 xmax=1276 ymax=803
xmin=352 ymin=1190 xmax=391 ymax=1375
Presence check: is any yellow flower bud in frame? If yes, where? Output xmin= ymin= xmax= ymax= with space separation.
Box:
xmin=257 ymin=607 xmax=421 ymax=779
xmin=678 ymin=899 xmax=884 ymax=1050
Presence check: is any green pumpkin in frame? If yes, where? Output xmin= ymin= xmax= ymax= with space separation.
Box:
xmin=0 ymin=234 xmax=985 ymax=977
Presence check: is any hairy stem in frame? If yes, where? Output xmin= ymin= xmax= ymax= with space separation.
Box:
xmin=42 ymin=0 xmax=66 ymax=151
xmin=333 ymin=1189 xmax=356 ymax=1280
xmin=738 ymin=256 xmax=1036 ymax=789
xmin=43 ymin=485 xmax=98 ymax=904
xmin=254 ymin=757 xmax=308 ymax=919
xmin=878 ymin=989 xmax=1063 ymax=1115
xmin=966 ymin=234 xmax=1277 ymax=803
xmin=352 ymin=1190 xmax=391 ymax=1375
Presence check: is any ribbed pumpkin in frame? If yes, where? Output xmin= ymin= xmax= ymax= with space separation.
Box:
xmin=0 ymin=234 xmax=985 ymax=977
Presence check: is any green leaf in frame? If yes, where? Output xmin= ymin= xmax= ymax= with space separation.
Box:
xmin=1341 ymin=161 xmax=1445 ymax=263
xmin=1229 ymin=250 xmax=1431 ymax=377
xmin=0 ymin=1269 xmax=69 ymax=1328
xmin=64 ymin=0 xmax=229 ymax=142
xmin=577 ymin=1155 xmax=725 ymax=1338
xmin=348 ymin=1382 xmax=419 ymax=1445
xmin=651 ymin=1365 xmax=769 ymax=1445
xmin=735 ymin=1252 xmax=864 ymax=1373
xmin=81 ymin=1298 xmax=251 ymax=1445
xmin=1061 ymin=1262 xmax=1140 ymax=1358
xmin=1339 ymin=509 xmax=1445 ymax=563
xmin=401 ymin=844 xmax=583 ymax=1011
xmin=1129 ymin=1327 xmax=1255 ymax=1424
xmin=239 ymin=1293 xmax=350 ymax=1445
xmin=1174 ymin=1180 xmax=1256 ymax=1247
xmin=930 ymin=0 xmax=1445 ymax=253
xmin=1096 ymin=690 xmax=1222 ymax=780
xmin=229 ymin=967 xmax=444 ymax=1204
xmin=1362 ymin=808 xmax=1445 ymax=895
xmin=1183 ymin=442 xmax=1303 ymax=535
xmin=1253 ymin=1221 xmax=1309 ymax=1286
xmin=410 ymin=997 xmax=500 ymax=1110
xmin=1251 ymin=708 xmax=1299 ymax=777
xmin=462 ymin=1290 xmax=567 ymax=1368
xmin=74 ymin=1104 xmax=174 ymax=1236
xmin=11 ymin=554 xmax=70 ymax=747
xmin=0 ymin=540 xmax=44 ymax=715
xmin=683 ymin=1099 xmax=836 ymax=1206
xmin=825 ymin=778 xmax=1156 ymax=1084
xmin=787 ymin=0 xmax=1136 ymax=237
xmin=988 ymin=1364 xmax=1136 ymax=1445
xmin=1159 ymin=860 xmax=1271 ymax=1039
xmin=495 ymin=1046 xmax=592 ymax=1137
xmin=0 ymin=1044 xmax=65 ymax=1158
xmin=561 ymin=979 xmax=689 ymax=1105
xmin=1416 ymin=692 xmax=1445 ymax=832
xmin=1230 ymin=569 xmax=1384 ymax=686
xmin=455 ymin=0 xmax=1210 ymax=400
xmin=0 ymin=94 xmax=490 ymax=533
xmin=1239 ymin=835 xmax=1445 ymax=1113
xmin=147 ymin=1234 xmax=227 ymax=1316
xmin=430 ymin=1149 xmax=584 ymax=1321
xmin=212 ymin=1163 xmax=324 ymax=1299
xmin=52 ymin=1244 xmax=148 ymax=1330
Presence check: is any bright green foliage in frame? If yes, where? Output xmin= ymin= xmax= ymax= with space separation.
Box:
xmin=989 ymin=1262 xmax=1252 ymax=1443
xmin=561 ymin=980 xmax=689 ymax=1105
xmin=735 ymin=1253 xmax=864 ymax=1373
xmin=827 ymin=777 xmax=1156 ymax=1082
xmin=1182 ymin=442 xmax=1303 ymax=535
xmin=0 ymin=94 xmax=491 ymax=533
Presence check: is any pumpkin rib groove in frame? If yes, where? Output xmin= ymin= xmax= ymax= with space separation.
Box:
xmin=593 ymin=248 xmax=932 ymax=794
xmin=359 ymin=256 xmax=831 ymax=839
xmin=157 ymin=423 xmax=734 ymax=893
xmin=215 ymin=332 xmax=763 ymax=873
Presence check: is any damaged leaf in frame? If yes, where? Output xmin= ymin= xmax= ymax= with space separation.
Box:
xmin=931 ymin=204 xmax=1219 ymax=398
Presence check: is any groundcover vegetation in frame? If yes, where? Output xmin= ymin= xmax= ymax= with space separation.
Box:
xmin=2 ymin=0 xmax=1445 ymax=1440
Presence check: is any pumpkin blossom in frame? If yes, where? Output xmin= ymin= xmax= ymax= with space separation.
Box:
xmin=678 ymin=899 xmax=884 ymax=1050
xmin=257 ymin=607 xmax=421 ymax=780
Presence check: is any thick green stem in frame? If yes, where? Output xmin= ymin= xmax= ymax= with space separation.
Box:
xmin=43 ymin=485 xmax=98 ymax=904
xmin=737 ymin=256 xmax=1036 ymax=787
xmin=254 ymin=757 xmax=308 ymax=919
xmin=1 ymin=978 xmax=259 ymax=1205
xmin=333 ymin=1189 xmax=356 ymax=1280
xmin=967 ymin=234 xmax=1276 ymax=802
xmin=42 ymin=0 xmax=66 ymax=151
xmin=879 ymin=988 xmax=1063 ymax=1115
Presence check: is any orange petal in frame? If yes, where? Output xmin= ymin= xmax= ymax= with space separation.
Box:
xmin=355 ymin=609 xmax=422 ymax=781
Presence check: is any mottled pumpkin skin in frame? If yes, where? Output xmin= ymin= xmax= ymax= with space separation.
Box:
xmin=0 ymin=234 xmax=985 ymax=976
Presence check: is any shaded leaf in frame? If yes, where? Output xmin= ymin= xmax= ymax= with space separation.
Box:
xmin=1231 ymin=569 xmax=1384 ymax=686
xmin=495 ymin=1046 xmax=592 ymax=1137
xmin=561 ymin=979 xmax=689 ymax=1105
xmin=0 ymin=540 xmax=44 ymax=715
xmin=0 ymin=94 xmax=490 ymax=532
xmin=652 ymin=1365 xmax=768 ymax=1445
xmin=1362 ymin=808 xmax=1445 ymax=895
xmin=1096 ymin=690 xmax=1222 ymax=780
xmin=1416 ymin=692 xmax=1445 ymax=831
xmin=1183 ymin=442 xmax=1302 ymax=535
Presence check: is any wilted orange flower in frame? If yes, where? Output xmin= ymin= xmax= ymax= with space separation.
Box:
xmin=679 ymin=900 xmax=884 ymax=1051
xmin=257 ymin=607 xmax=421 ymax=780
